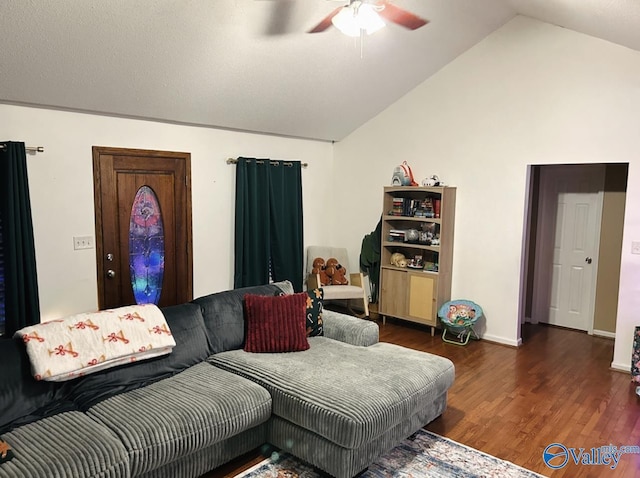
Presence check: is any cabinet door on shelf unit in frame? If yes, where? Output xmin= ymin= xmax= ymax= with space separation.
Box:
xmin=408 ymin=272 xmax=437 ymax=325
xmin=379 ymin=267 xmax=408 ymax=317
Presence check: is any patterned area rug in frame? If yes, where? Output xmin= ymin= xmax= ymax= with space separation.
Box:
xmin=236 ymin=429 xmax=546 ymax=478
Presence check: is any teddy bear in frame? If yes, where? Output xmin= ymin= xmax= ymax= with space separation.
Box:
xmin=390 ymin=252 xmax=407 ymax=268
xmin=325 ymin=257 xmax=349 ymax=285
xmin=311 ymin=257 xmax=331 ymax=286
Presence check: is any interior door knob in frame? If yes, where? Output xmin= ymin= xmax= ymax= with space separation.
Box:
xmin=585 ymin=257 xmax=592 ymax=264
xmin=106 ymin=269 xmax=116 ymax=278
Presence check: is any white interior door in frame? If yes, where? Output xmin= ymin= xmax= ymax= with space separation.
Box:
xmin=533 ymin=165 xmax=604 ymax=332
xmin=549 ymin=188 xmax=600 ymax=330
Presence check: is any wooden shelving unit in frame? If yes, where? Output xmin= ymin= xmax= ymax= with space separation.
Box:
xmin=378 ymin=186 xmax=456 ymax=334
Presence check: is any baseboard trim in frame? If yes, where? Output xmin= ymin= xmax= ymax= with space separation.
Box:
xmin=592 ymin=329 xmax=616 ymax=339
xmin=481 ymin=334 xmax=522 ymax=348
xmin=610 ymin=361 xmax=630 ymax=373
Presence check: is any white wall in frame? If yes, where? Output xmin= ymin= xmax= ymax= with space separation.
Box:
xmin=4 ymin=15 xmax=640 ymax=371
xmin=0 ymin=104 xmax=333 ymax=321
xmin=334 ymin=16 xmax=640 ymax=368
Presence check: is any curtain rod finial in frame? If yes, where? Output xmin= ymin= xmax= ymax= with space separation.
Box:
xmin=0 ymin=144 xmax=44 ymax=154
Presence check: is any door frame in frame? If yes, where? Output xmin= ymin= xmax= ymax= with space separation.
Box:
xmin=92 ymin=146 xmax=193 ymax=309
xmin=531 ymin=164 xmax=604 ymax=334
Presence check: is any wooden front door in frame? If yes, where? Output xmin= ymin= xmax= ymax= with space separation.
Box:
xmin=93 ymin=147 xmax=193 ymax=310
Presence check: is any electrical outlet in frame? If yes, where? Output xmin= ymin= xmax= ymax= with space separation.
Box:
xmin=632 ymin=241 xmax=640 ymax=255
xmin=73 ymin=235 xmax=94 ymax=250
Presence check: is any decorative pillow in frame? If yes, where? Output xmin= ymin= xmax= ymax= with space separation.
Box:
xmin=306 ymin=288 xmax=324 ymax=337
xmin=633 ymin=326 xmax=640 ymax=384
xmin=244 ymin=292 xmax=309 ymax=353
xmin=0 ymin=438 xmax=14 ymax=464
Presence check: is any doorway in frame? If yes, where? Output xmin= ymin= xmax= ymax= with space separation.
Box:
xmin=522 ymin=163 xmax=627 ymax=338
xmin=93 ymin=147 xmax=193 ymax=310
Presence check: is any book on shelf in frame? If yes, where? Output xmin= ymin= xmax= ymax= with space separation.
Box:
xmin=391 ymin=197 xmax=404 ymax=216
xmin=389 ymin=196 xmax=440 ymax=217
xmin=388 ymin=229 xmax=406 ymax=242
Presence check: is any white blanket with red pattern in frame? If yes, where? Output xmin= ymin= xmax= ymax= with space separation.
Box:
xmin=14 ymin=304 xmax=175 ymax=381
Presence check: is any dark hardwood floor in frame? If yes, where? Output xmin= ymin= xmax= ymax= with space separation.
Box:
xmin=204 ymin=318 xmax=640 ymax=478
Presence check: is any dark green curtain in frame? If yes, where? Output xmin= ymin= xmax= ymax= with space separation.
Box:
xmin=0 ymin=142 xmax=40 ymax=337
xmin=234 ymin=157 xmax=304 ymax=292
xmin=269 ymin=160 xmax=303 ymax=291
xmin=234 ymin=158 xmax=271 ymax=288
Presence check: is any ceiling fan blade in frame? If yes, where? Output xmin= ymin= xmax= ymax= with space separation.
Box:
xmin=378 ymin=2 xmax=429 ymax=30
xmin=264 ymin=0 xmax=295 ymax=35
xmin=307 ymin=6 xmax=344 ymax=33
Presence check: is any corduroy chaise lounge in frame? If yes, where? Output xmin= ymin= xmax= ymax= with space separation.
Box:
xmin=0 ymin=281 xmax=454 ymax=478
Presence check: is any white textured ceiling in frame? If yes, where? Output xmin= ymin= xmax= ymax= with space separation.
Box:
xmin=0 ymin=0 xmax=638 ymax=142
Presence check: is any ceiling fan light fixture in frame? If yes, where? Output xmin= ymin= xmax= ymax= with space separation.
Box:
xmin=331 ymin=2 xmax=386 ymax=37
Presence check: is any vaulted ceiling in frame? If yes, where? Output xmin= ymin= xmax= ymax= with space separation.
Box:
xmin=1 ymin=1 xmax=638 ymax=142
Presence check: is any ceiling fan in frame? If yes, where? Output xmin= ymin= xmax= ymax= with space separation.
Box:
xmin=308 ymin=0 xmax=429 ymax=36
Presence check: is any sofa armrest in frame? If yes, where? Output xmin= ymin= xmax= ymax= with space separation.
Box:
xmin=322 ymin=309 xmax=379 ymax=346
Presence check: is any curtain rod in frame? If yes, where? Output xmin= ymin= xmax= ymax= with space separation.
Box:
xmin=226 ymin=157 xmax=308 ymax=168
xmin=0 ymin=144 xmax=45 ymax=154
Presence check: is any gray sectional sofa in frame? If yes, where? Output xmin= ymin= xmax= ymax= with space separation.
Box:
xmin=0 ymin=281 xmax=455 ymax=478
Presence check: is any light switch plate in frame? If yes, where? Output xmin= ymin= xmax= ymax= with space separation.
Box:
xmin=632 ymin=241 xmax=640 ymax=255
xmin=73 ymin=235 xmax=94 ymax=250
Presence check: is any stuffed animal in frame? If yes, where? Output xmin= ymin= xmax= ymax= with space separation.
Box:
xmin=331 ymin=264 xmax=349 ymax=285
xmin=421 ymin=175 xmax=444 ymax=187
xmin=390 ymin=252 xmax=407 ymax=268
xmin=311 ymin=257 xmax=331 ymax=286
xmin=325 ymin=257 xmax=349 ymax=285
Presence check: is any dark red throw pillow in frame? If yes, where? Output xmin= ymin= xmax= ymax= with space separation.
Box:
xmin=244 ymin=292 xmax=310 ymax=353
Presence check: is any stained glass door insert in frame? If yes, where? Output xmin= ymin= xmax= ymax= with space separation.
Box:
xmin=129 ymin=185 xmax=165 ymax=305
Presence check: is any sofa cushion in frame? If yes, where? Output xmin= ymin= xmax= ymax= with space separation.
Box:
xmin=244 ymin=293 xmax=309 ymax=353
xmin=192 ymin=281 xmax=293 ymax=354
xmin=209 ymin=338 xmax=455 ymax=449
xmin=322 ymin=309 xmax=379 ymax=347
xmin=0 ymin=338 xmax=64 ymax=433
xmin=65 ymin=302 xmax=210 ymax=411
xmin=0 ymin=411 xmax=129 ymax=478
xmin=272 ymin=280 xmax=295 ymax=295
xmin=134 ymin=424 xmax=268 ymax=478
xmin=87 ymin=362 xmax=271 ymax=476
